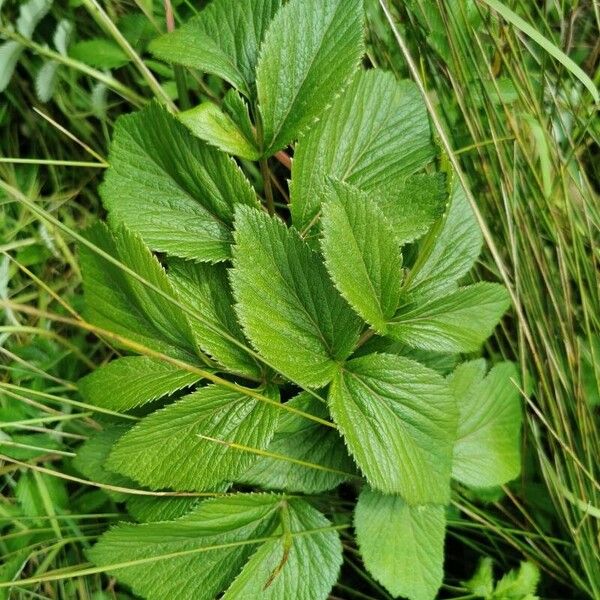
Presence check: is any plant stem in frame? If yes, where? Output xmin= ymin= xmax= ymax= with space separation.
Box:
xmin=163 ymin=0 xmax=191 ymax=110
xmin=259 ymin=157 xmax=275 ymax=215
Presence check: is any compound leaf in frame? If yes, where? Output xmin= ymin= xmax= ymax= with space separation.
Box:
xmin=256 ymin=0 xmax=364 ymax=154
xmin=389 ymin=283 xmax=510 ymax=353
xmin=150 ymin=0 xmax=281 ymax=97
xmin=88 ymin=494 xmax=282 ymax=600
xmin=222 ymin=498 xmax=342 ymax=599
xmin=329 ymin=353 xmax=456 ymax=503
xmin=355 ymin=488 xmax=445 ymax=600
xmin=450 ymin=360 xmax=522 ymax=488
xmin=101 ymin=101 xmax=258 ymax=262
xmin=107 ymin=384 xmax=279 ymax=491
xmin=290 ymin=70 xmax=435 ymax=231
xmin=239 ymin=393 xmax=356 ymax=493
xmin=90 ymin=494 xmax=340 ymax=600
xmin=78 ymin=356 xmax=201 ymax=412
xmin=80 ymin=222 xmax=197 ymax=361
xmin=321 ymin=181 xmax=402 ymax=333
xmin=231 ymin=206 xmax=362 ymax=388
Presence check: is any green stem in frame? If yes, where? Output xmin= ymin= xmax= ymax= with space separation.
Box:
xmin=259 ymin=157 xmax=275 ymax=215
xmin=163 ymin=0 xmax=191 ymax=110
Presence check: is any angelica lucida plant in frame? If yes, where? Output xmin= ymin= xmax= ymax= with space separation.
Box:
xmin=76 ymin=0 xmax=522 ymax=598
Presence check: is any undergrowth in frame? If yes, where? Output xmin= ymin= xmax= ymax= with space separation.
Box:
xmin=0 ymin=0 xmax=597 ymax=599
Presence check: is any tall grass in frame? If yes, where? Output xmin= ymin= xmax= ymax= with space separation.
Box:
xmin=370 ymin=0 xmax=599 ymax=596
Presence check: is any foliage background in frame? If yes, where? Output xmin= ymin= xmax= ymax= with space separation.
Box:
xmin=0 ymin=0 xmax=598 ymax=598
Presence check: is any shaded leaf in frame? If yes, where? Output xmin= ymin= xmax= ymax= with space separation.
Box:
xmin=80 ymin=222 xmax=197 ymax=361
xmin=168 ymin=259 xmax=262 ymax=379
xmin=72 ymin=425 xmax=135 ymax=502
xmin=404 ymin=183 xmax=482 ymax=301
xmin=239 ymin=393 xmax=356 ymax=493
xmin=126 ymin=496 xmax=201 ymax=523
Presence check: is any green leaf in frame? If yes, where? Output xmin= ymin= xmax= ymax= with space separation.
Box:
xmin=290 ymin=70 xmax=435 ymax=231
xmin=179 ymin=101 xmax=260 ymax=160
xmin=256 ymin=0 xmax=364 ymax=154
xmin=150 ymin=0 xmax=282 ymax=97
xmin=88 ymin=494 xmax=282 ymax=600
xmin=222 ymin=88 xmax=258 ymax=146
xmin=35 ymin=60 xmax=60 ymax=103
xmin=16 ymin=0 xmax=52 ymax=39
xmin=320 ymin=181 xmax=402 ymax=333
xmin=463 ymin=557 xmax=494 ymax=598
xmin=404 ymin=183 xmax=482 ymax=301
xmin=53 ymin=19 xmax=72 ymax=56
xmin=101 ymin=101 xmax=258 ymax=262
xmin=70 ymin=39 xmax=129 ymax=69
xmin=239 ymin=393 xmax=356 ymax=493
xmin=355 ymin=488 xmax=446 ymax=600
xmin=126 ymin=496 xmax=201 ymax=523
xmin=450 ymin=360 xmax=522 ymax=488
xmin=329 ymin=353 xmax=456 ymax=503
xmin=0 ymin=42 xmax=24 ymax=92
xmin=89 ymin=494 xmax=341 ymax=600
xmin=389 ymin=283 xmax=510 ymax=353
xmin=72 ymin=425 xmax=134 ymax=502
xmin=107 ymin=384 xmax=279 ymax=491
xmin=222 ymin=499 xmax=342 ymax=599
xmin=376 ymin=174 xmax=447 ymax=245
xmin=168 ymin=259 xmax=262 ymax=379
xmin=80 ymin=222 xmax=197 ymax=361
xmin=493 ymin=561 xmax=540 ymax=599
xmin=231 ymin=206 xmax=362 ymax=388
xmin=78 ymin=356 xmax=201 ymax=412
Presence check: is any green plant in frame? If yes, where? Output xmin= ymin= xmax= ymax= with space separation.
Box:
xmin=367 ymin=0 xmax=599 ymax=596
xmin=2 ymin=0 xmax=525 ymax=598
